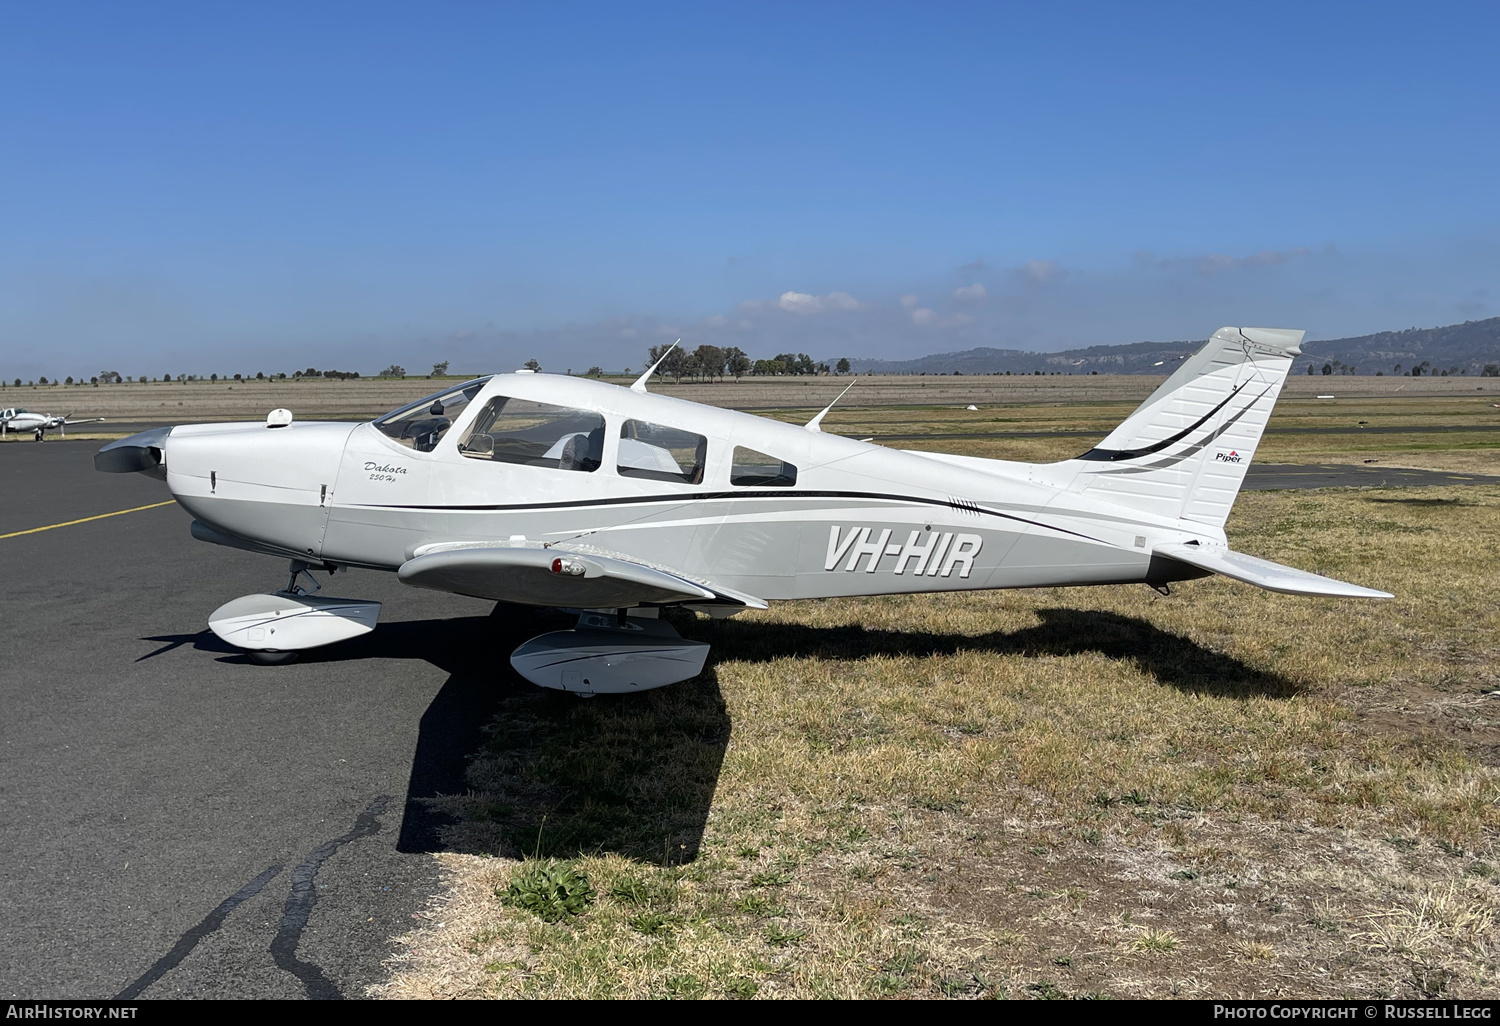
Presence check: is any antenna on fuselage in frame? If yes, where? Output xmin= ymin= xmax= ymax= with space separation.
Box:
xmin=805 ymin=379 xmax=856 ymax=432
xmin=630 ymin=339 xmax=681 ymax=394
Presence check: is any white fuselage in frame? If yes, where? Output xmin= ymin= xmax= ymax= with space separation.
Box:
xmin=2 ymin=410 xmax=55 ymax=432
xmin=160 ymin=374 xmax=1224 ymax=603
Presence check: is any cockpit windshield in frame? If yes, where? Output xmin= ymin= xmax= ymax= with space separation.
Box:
xmin=372 ymin=377 xmax=491 ymax=452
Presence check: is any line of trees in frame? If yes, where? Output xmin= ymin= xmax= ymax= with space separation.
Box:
xmin=634 ymin=345 xmax=853 ymax=382
xmin=642 ymin=344 xmax=748 ymax=382
xmin=1386 ymin=361 xmax=1491 ymax=377
xmin=1 ymin=365 xmax=450 ymax=387
xmin=1306 ymin=359 xmax=1500 ymax=377
xmin=0 ymin=369 xmax=375 ymax=384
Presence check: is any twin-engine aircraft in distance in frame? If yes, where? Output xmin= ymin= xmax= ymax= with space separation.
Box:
xmin=2 ymin=407 xmax=105 ymax=441
xmin=97 ymin=327 xmax=1390 ymax=695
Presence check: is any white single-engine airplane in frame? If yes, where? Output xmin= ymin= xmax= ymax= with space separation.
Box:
xmin=96 ymin=327 xmax=1390 ymax=691
xmin=2 ymin=407 xmax=106 ymax=441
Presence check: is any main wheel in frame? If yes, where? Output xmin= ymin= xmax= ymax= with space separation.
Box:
xmin=247 ymin=649 xmax=299 ymax=665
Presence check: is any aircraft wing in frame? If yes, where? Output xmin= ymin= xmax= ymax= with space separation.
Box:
xmin=397 ymin=544 xmax=768 ymax=610
xmin=1154 ymin=543 xmax=1392 ymax=599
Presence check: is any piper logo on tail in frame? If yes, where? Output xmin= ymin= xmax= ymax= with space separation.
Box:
xmin=1214 ymin=450 xmax=1243 ymax=463
xmin=824 ymin=526 xmax=981 ymax=578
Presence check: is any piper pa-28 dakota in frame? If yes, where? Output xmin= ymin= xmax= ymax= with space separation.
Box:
xmin=96 ymin=327 xmax=1390 ymax=695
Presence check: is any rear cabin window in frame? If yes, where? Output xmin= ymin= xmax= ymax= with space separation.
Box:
xmin=458 ymin=397 xmax=605 ymax=471
xmin=730 ymin=447 xmax=798 ymax=487
xmin=373 ymin=378 xmax=490 ymax=452
xmin=617 ymin=420 xmax=707 ymax=484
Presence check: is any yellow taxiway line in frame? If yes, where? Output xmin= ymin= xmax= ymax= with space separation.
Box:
xmin=0 ymin=500 xmax=177 ymax=540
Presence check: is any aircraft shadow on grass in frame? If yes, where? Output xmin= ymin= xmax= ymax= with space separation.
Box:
xmin=1364 ymin=496 xmax=1469 ymax=506
xmin=687 ymin=606 xmax=1298 ymax=701
xmin=137 ymin=603 xmax=1292 ymax=863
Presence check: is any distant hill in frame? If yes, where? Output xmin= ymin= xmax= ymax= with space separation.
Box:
xmin=847 ymin=317 xmax=1500 ymax=376
xmin=1299 ymin=318 xmax=1500 ymax=376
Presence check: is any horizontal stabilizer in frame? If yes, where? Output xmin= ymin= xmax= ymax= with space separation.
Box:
xmin=1154 ymin=543 xmax=1392 ymax=599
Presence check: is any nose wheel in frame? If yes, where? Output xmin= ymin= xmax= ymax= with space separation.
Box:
xmin=247 ymin=649 xmax=299 ymax=665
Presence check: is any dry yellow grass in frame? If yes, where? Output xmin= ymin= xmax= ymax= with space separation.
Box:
xmin=375 ymin=484 xmax=1500 ymax=1000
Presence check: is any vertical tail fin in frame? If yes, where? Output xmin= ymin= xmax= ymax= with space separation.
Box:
xmin=1051 ymin=326 xmax=1302 ymax=528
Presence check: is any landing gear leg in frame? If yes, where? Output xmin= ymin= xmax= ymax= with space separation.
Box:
xmin=35 ymin=428 xmax=43 ymax=442
xmin=282 ymin=559 xmax=324 ymax=596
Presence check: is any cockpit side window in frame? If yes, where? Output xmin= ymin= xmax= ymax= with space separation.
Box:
xmin=457 ymin=397 xmax=605 ymax=472
xmin=373 ymin=378 xmax=491 ymax=452
xmin=730 ymin=447 xmax=797 ymax=487
xmin=617 ymin=420 xmax=707 ymax=484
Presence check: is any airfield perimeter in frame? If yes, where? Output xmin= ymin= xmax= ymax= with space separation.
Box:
xmin=8 ymin=370 xmax=1500 ymax=477
xmin=2 ymin=376 xmax=1498 ymax=999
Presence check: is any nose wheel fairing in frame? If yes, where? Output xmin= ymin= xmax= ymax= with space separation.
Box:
xmin=207 ymin=591 xmax=382 ymax=653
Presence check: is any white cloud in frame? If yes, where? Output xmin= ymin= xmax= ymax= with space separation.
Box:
xmin=778 ymin=290 xmax=861 ymax=314
xmin=704 ymin=314 xmax=728 ymax=327
xmin=1021 ymin=259 xmax=1063 ymax=284
xmin=1204 ymin=247 xmax=1311 ymax=274
xmin=952 ymin=282 xmax=988 ymax=303
xmin=1140 ymin=247 xmax=1314 ymax=276
xmin=899 ymin=293 xmax=920 ymax=310
xmin=911 ymin=308 xmax=972 ymax=328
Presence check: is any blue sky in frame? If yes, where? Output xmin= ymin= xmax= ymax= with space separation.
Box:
xmin=2 ymin=2 xmax=1496 ymax=378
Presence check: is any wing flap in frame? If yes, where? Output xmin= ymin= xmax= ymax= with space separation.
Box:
xmin=398 ymin=546 xmax=761 ymax=609
xmin=1155 ymin=542 xmax=1392 ymax=599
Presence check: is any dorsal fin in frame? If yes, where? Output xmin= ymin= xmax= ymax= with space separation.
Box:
xmin=806 ymin=380 xmax=856 ymax=432
xmin=631 ymin=339 xmax=681 ymax=393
